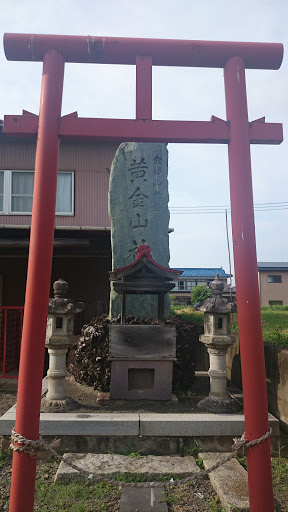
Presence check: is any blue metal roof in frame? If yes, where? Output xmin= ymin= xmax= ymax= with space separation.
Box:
xmin=173 ymin=268 xmax=230 ymax=278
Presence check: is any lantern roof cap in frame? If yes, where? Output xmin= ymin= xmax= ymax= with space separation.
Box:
xmin=195 ymin=274 xmax=236 ymax=313
xmin=48 ymin=278 xmax=84 ymax=314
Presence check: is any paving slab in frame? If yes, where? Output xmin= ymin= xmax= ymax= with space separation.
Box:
xmin=139 ymin=412 xmax=279 ymax=437
xmin=120 ymin=487 xmax=168 ymax=511
xmin=0 ymin=411 xmax=140 ymax=436
xmin=55 ymin=453 xmax=200 ymax=482
xmin=199 ymin=452 xmax=249 ymax=512
xmin=0 ymin=405 xmax=279 ymax=439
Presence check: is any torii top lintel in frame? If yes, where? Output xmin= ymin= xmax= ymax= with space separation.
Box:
xmin=4 ymin=33 xmax=283 ymax=69
xmin=3 ymin=33 xmax=283 ymax=145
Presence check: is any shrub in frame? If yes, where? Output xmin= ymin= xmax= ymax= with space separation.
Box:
xmin=191 ymin=284 xmax=212 ymax=307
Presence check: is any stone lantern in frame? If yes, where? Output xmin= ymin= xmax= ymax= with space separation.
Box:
xmin=195 ymin=274 xmax=241 ymax=413
xmin=41 ymin=278 xmax=84 ymax=412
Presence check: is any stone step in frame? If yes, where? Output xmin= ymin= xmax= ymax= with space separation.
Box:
xmin=55 ymin=453 xmax=201 ymax=483
xmin=120 ymin=487 xmax=168 ymax=512
xmin=199 ymin=452 xmax=249 ymax=512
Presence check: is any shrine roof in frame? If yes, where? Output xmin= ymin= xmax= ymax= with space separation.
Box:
xmin=110 ymin=245 xmax=182 ymax=280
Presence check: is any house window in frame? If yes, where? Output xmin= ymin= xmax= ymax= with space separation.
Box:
xmin=269 ymin=300 xmax=283 ymax=306
xmin=178 ymin=281 xmax=186 ymax=291
xmin=0 ymin=170 xmax=74 ymax=215
xmin=268 ymin=275 xmax=282 ymax=283
xmin=11 ymin=171 xmax=34 ymax=213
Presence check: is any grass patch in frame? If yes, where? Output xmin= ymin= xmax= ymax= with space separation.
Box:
xmin=172 ymin=305 xmax=288 ymax=346
xmin=171 ymin=306 xmax=204 ymax=323
xmin=34 ymin=481 xmax=120 ymax=512
xmin=271 ymin=447 xmax=288 ymax=494
xmin=0 ymin=449 xmax=9 ymax=468
xmin=232 ymin=307 xmax=288 ymax=346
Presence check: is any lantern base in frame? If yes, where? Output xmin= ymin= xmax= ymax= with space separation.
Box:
xmin=40 ymin=396 xmax=80 ymax=413
xmin=197 ymin=395 xmax=242 ymax=414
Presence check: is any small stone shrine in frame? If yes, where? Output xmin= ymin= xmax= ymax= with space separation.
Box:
xmin=41 ymin=278 xmax=84 ymax=412
xmin=109 ymin=245 xmax=182 ymax=400
xmin=108 ymin=142 xmax=170 ymax=320
xmin=195 ymin=274 xmax=241 ymax=413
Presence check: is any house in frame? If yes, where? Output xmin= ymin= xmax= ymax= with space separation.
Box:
xmin=258 ymin=262 xmax=288 ymax=306
xmin=0 ymin=117 xmax=120 ymax=325
xmin=171 ymin=267 xmax=231 ymax=305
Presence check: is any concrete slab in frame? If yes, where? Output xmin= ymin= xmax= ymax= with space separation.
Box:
xmin=199 ymin=452 xmax=249 ymax=512
xmin=55 ymin=453 xmax=200 ymax=482
xmin=139 ymin=412 xmax=279 ymax=437
xmin=0 ymin=412 xmax=140 ymax=436
xmin=0 ymin=376 xmax=279 ymax=450
xmin=0 ymin=401 xmax=279 ymax=440
xmin=120 ymin=487 xmax=168 ymax=511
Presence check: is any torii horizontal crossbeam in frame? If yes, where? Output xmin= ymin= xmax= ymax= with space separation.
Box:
xmin=4 ymin=33 xmax=283 ymax=70
xmin=3 ymin=113 xmax=283 ymax=144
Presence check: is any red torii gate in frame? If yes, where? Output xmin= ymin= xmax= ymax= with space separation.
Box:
xmin=3 ymin=34 xmax=283 ymax=512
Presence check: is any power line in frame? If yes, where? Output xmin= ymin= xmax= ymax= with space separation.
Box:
xmin=170 ymin=201 xmax=288 ymax=214
xmin=171 ymin=201 xmax=288 ymax=208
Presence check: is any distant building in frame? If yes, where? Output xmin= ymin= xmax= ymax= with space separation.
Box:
xmin=258 ymin=262 xmax=288 ymax=306
xmin=171 ymin=267 xmax=231 ymax=305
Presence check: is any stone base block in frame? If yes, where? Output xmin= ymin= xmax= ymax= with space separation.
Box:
xmin=110 ymin=360 xmax=173 ymax=400
xmin=40 ymin=396 xmax=80 ymax=413
xmin=197 ymin=396 xmax=242 ymax=414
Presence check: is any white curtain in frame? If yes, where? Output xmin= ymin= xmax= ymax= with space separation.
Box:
xmin=56 ymin=173 xmax=72 ymax=213
xmin=11 ymin=172 xmax=34 ymax=212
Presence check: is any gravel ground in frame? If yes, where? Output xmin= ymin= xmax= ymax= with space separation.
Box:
xmin=0 ymin=389 xmax=17 ymax=416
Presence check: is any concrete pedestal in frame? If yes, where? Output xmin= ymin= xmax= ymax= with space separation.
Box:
xmin=110 ymin=360 xmax=173 ymax=400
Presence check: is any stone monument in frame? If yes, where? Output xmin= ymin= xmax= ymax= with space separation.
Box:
xmin=109 ymin=142 xmax=170 ymax=320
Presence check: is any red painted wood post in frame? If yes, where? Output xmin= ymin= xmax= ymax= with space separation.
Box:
xmin=224 ymin=56 xmax=274 ymax=511
xmin=9 ymin=50 xmax=64 ymax=512
xmin=136 ymin=55 xmax=152 ymax=120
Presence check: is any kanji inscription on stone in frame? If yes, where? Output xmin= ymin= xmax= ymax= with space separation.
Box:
xmin=108 ymin=142 xmax=170 ymax=319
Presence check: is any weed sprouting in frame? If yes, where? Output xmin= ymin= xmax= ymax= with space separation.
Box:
xmin=0 ymin=449 xmax=8 ymax=468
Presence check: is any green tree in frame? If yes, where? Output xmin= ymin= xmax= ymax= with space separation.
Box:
xmin=191 ymin=284 xmax=212 ymax=307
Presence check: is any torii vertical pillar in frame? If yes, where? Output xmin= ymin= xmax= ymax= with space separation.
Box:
xmin=224 ymin=56 xmax=274 ymax=511
xmin=9 ymin=50 xmax=65 ymax=512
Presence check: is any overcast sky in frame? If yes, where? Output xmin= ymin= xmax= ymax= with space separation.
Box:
xmin=1 ymin=0 xmax=287 ymax=279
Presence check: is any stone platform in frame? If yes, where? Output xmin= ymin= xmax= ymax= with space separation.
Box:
xmin=0 ymin=373 xmax=279 ymax=454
